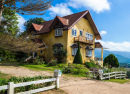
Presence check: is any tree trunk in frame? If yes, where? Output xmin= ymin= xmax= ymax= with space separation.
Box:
xmin=0 ymin=0 xmax=4 ymax=25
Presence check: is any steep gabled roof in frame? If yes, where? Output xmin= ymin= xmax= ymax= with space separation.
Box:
xmin=30 ymin=10 xmax=101 ymax=40
xmin=32 ymin=23 xmax=43 ymax=31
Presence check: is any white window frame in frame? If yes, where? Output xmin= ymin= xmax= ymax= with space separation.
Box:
xmin=55 ymin=28 xmax=63 ymax=36
xmin=79 ymin=30 xmax=83 ymax=36
xmin=71 ymin=28 xmax=77 ymax=37
xmin=86 ymin=49 xmax=92 ymax=57
xmin=72 ymin=48 xmax=78 ymax=56
xmin=86 ymin=32 xmax=93 ymax=41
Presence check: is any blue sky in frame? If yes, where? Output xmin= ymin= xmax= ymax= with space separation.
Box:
xmin=18 ymin=0 xmax=130 ymax=52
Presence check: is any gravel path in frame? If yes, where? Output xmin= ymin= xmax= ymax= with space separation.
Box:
xmin=0 ymin=64 xmax=130 ymax=94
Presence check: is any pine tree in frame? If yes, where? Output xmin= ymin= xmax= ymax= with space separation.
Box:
xmin=73 ymin=43 xmax=83 ymax=64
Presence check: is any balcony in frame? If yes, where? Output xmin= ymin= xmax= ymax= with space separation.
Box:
xmin=95 ymin=57 xmax=103 ymax=61
xmin=74 ymin=35 xmax=93 ymax=44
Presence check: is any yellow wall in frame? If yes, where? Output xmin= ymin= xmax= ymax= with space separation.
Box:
xmin=67 ymin=18 xmax=95 ymax=63
xmin=36 ymin=29 xmax=68 ymax=61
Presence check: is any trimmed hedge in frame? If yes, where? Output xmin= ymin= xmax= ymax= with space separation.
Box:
xmin=73 ymin=43 xmax=83 ymax=64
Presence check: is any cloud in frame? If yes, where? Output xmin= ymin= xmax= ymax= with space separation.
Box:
xmin=100 ymin=31 xmax=107 ymax=35
xmin=68 ymin=0 xmax=110 ymax=13
xmin=96 ymin=40 xmax=130 ymax=52
xmin=17 ymin=14 xmax=26 ymax=32
xmin=49 ymin=3 xmax=73 ymax=17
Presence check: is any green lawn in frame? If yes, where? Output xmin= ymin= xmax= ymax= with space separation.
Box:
xmin=103 ymin=79 xmax=130 ymax=84
xmin=0 ymin=71 xmax=10 ymax=80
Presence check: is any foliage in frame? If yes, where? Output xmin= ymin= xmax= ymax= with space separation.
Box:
xmin=103 ymin=67 xmax=126 ymax=73
xmin=54 ymin=49 xmax=67 ymax=63
xmin=104 ymin=54 xmax=119 ymax=67
xmin=15 ymin=51 xmax=28 ymax=62
xmin=0 ymin=34 xmax=45 ymax=53
xmin=24 ymin=17 xmax=45 ymax=31
xmin=127 ymin=71 xmax=130 ymax=78
xmin=73 ymin=43 xmax=83 ymax=64
xmin=85 ymin=62 xmax=99 ymax=69
xmin=48 ymin=59 xmax=57 ymax=66
xmin=33 ymin=57 xmax=45 ymax=65
xmin=0 ymin=8 xmax=19 ymax=36
xmin=0 ymin=49 xmax=15 ymax=61
xmin=0 ymin=76 xmax=53 ymax=94
xmin=103 ymin=79 xmax=130 ymax=84
xmin=62 ymin=63 xmax=89 ymax=76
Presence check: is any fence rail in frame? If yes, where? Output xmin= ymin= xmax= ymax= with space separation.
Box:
xmin=101 ymin=71 xmax=126 ymax=80
xmin=0 ymin=70 xmax=61 ymax=94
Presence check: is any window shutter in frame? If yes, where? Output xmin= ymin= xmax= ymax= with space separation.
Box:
xmin=86 ymin=49 xmax=88 ymax=56
xmin=72 ymin=48 xmax=75 ymax=55
xmin=75 ymin=29 xmax=77 ymax=36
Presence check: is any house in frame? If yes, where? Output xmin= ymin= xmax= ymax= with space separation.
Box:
xmin=28 ymin=10 xmax=104 ymax=66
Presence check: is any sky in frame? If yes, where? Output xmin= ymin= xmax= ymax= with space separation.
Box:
xmin=18 ymin=0 xmax=130 ymax=52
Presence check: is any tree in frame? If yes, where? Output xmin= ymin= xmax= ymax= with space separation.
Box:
xmin=0 ymin=34 xmax=45 ymax=53
xmin=0 ymin=0 xmax=52 ymax=25
xmin=0 ymin=8 xmax=20 ymax=36
xmin=104 ymin=54 xmax=119 ymax=67
xmin=24 ymin=17 xmax=45 ymax=31
xmin=73 ymin=43 xmax=83 ymax=64
xmin=19 ymin=17 xmax=45 ymax=36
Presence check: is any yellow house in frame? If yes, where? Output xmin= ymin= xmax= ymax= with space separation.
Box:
xmin=28 ymin=10 xmax=104 ymax=66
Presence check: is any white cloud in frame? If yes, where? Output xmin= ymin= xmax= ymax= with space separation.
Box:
xmin=96 ymin=40 xmax=130 ymax=52
xmin=100 ymin=31 xmax=107 ymax=35
xmin=49 ymin=3 xmax=73 ymax=17
xmin=17 ymin=14 xmax=26 ymax=32
xmin=68 ymin=0 xmax=110 ymax=13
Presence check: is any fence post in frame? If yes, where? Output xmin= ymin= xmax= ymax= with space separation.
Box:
xmin=8 ymin=82 xmax=14 ymax=94
xmin=54 ymin=70 xmax=61 ymax=89
xmin=120 ymin=71 xmax=122 ymax=79
xmin=108 ymin=73 xmax=110 ymax=80
xmin=115 ymin=72 xmax=116 ymax=79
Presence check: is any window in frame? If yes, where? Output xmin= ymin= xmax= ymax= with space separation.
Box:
xmin=71 ymin=28 xmax=77 ymax=37
xmin=55 ymin=28 xmax=63 ymax=36
xmin=80 ymin=30 xmax=83 ymax=36
xmin=54 ymin=46 xmax=62 ymax=54
xmin=86 ymin=50 xmax=92 ymax=57
xmin=72 ymin=48 xmax=78 ymax=56
xmin=40 ymin=50 xmax=43 ymax=54
xmin=86 ymin=33 xmax=93 ymax=41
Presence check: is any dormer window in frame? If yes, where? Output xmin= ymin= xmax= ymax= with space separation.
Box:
xmin=55 ymin=28 xmax=63 ymax=36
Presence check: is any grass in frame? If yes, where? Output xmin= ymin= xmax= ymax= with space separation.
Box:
xmin=0 ymin=71 xmax=11 ymax=80
xmin=103 ymin=79 xmax=130 ymax=84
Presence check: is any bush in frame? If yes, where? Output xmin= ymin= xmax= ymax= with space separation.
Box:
xmin=127 ymin=71 xmax=130 ymax=78
xmin=54 ymin=49 xmax=67 ymax=63
xmin=33 ymin=57 xmax=45 ymax=65
xmin=85 ymin=62 xmax=98 ymax=68
xmin=48 ymin=59 xmax=57 ymax=66
xmin=73 ymin=43 xmax=83 ymax=64
xmin=104 ymin=54 xmax=119 ymax=67
xmin=62 ymin=63 xmax=89 ymax=76
xmin=0 ymin=76 xmax=53 ymax=94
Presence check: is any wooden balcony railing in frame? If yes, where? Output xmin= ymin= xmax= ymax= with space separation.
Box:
xmin=95 ymin=57 xmax=103 ymax=61
xmin=74 ymin=35 xmax=93 ymax=44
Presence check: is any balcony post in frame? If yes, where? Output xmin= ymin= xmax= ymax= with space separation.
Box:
xmin=101 ymin=48 xmax=103 ymax=67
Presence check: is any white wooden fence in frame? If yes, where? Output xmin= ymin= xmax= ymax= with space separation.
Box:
xmin=100 ymin=71 xmax=126 ymax=80
xmin=0 ymin=70 xmax=61 ymax=94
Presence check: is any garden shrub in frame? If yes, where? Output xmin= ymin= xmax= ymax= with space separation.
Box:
xmin=85 ymin=62 xmax=98 ymax=68
xmin=33 ymin=57 xmax=45 ymax=65
xmin=0 ymin=76 xmax=53 ymax=94
xmin=127 ymin=71 xmax=130 ymax=78
xmin=73 ymin=43 xmax=83 ymax=64
xmin=48 ymin=59 xmax=57 ymax=66
xmin=54 ymin=49 xmax=67 ymax=63
xmin=104 ymin=54 xmax=119 ymax=67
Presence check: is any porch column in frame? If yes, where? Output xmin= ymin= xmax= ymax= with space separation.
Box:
xmin=101 ymin=48 xmax=103 ymax=67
